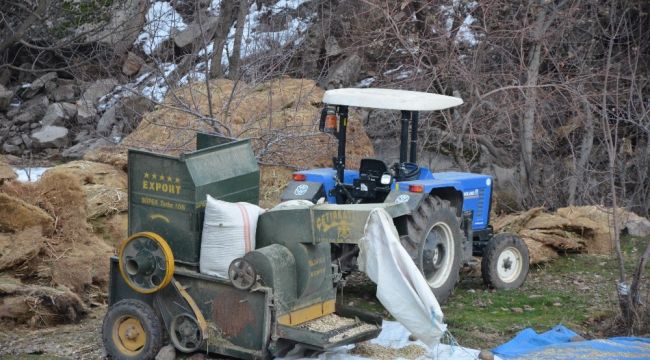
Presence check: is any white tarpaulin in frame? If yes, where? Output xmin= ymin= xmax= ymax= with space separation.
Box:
xmin=357 ymin=208 xmax=446 ymax=347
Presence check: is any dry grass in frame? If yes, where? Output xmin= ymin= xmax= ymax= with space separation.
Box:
xmin=351 ymin=343 xmax=426 ymax=360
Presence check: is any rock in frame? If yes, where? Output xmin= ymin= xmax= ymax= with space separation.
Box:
xmin=478 ymin=350 xmax=495 ymax=360
xmin=41 ymin=103 xmax=69 ymax=126
xmin=21 ymin=134 xmax=32 ymax=148
xmin=10 ymin=96 xmax=49 ymax=124
xmin=325 ymin=36 xmax=343 ymax=57
xmin=86 ymin=0 xmax=148 ymax=55
xmin=97 ymin=107 xmax=117 ymax=135
xmin=173 ymin=16 xmax=219 ymax=49
xmin=7 ymin=135 xmax=22 ymax=146
xmin=2 ymin=143 xmax=21 ymax=155
xmin=79 ymin=79 xmax=118 ymax=108
xmin=122 ymin=52 xmax=144 ymax=76
xmin=0 ymin=84 xmax=13 ymax=111
xmin=155 ymin=344 xmax=176 ymax=360
xmin=23 ymin=72 xmax=57 ymax=98
xmin=408 ymin=334 xmax=417 ymax=341
xmin=116 ymin=95 xmax=154 ymax=126
xmin=624 ymin=215 xmax=650 ymax=237
xmin=0 ymin=68 xmax=11 ymax=86
xmin=321 ymin=54 xmax=361 ymax=89
xmin=62 ymin=138 xmax=114 ymax=160
xmin=76 ymin=100 xmax=98 ymax=124
xmin=51 ymin=84 xmax=77 ymax=102
xmin=511 ymin=307 xmax=524 ymax=314
xmin=31 ymin=126 xmax=69 ymax=148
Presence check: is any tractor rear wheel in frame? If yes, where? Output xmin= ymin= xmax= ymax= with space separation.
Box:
xmin=481 ymin=233 xmax=529 ymax=290
xmin=400 ymin=195 xmax=463 ymax=304
xmin=102 ymin=299 xmax=164 ymax=360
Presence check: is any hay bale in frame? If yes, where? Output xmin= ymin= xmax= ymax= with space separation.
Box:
xmin=83 ymin=145 xmax=128 ymax=172
xmin=522 ymin=238 xmax=559 ymax=264
xmin=556 ymin=206 xmax=615 ymax=254
xmin=45 ymin=160 xmax=127 ymax=190
xmin=0 ymin=155 xmax=16 ymax=182
xmin=0 ymin=227 xmax=47 ymax=272
xmin=0 ymin=193 xmax=54 ymax=234
xmin=91 ymin=212 xmax=128 ymax=247
xmin=492 ymin=207 xmax=545 ymax=233
xmin=85 ymin=184 xmax=128 ymax=219
xmin=0 ymin=279 xmax=87 ymax=326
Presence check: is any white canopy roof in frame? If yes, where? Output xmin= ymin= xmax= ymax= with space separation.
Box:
xmin=322 ymin=88 xmax=463 ymax=111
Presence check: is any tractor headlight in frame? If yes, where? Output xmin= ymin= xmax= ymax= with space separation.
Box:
xmin=380 ymin=174 xmax=392 ymax=185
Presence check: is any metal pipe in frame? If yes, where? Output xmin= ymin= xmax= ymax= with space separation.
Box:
xmin=400 ymin=110 xmax=410 ymax=164
xmin=336 ymin=106 xmax=348 ymax=184
xmin=410 ymin=111 xmax=419 ymax=163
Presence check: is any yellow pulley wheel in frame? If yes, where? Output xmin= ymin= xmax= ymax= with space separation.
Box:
xmin=118 ymin=232 xmax=174 ymax=294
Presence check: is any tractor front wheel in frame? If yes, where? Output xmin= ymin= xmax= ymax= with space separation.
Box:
xmin=481 ymin=233 xmax=529 ymax=290
xmin=102 ymin=299 xmax=164 ymax=360
xmin=400 ymin=196 xmax=463 ymax=304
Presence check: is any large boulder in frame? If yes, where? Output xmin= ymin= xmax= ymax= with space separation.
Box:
xmin=85 ymin=0 xmax=148 ymax=55
xmin=50 ymin=84 xmax=77 ymax=102
xmin=173 ymin=16 xmax=219 ymax=49
xmin=41 ymin=103 xmax=76 ymax=126
xmin=321 ymin=54 xmax=361 ymax=89
xmin=79 ymin=79 xmax=118 ymax=108
xmin=122 ymin=52 xmax=145 ymax=76
xmin=31 ymin=126 xmax=69 ymax=148
xmin=22 ymin=72 xmax=57 ymax=99
xmin=9 ymin=96 xmax=49 ymax=124
xmin=62 ymin=138 xmax=114 ymax=160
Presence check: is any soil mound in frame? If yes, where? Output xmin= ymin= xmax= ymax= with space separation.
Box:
xmin=493 ymin=205 xmax=645 ymax=264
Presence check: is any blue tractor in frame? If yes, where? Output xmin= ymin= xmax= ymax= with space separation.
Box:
xmin=281 ymin=88 xmax=529 ymax=303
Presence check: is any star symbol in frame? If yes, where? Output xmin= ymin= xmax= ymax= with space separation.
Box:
xmin=175 ymin=177 xmax=180 ymax=183
xmin=151 ymin=173 xmax=157 ymax=180
xmin=167 ymin=176 xmax=172 ymax=182
xmin=144 ymin=172 xmax=149 ymax=178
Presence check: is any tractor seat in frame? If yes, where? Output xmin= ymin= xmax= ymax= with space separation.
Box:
xmin=351 ymin=158 xmax=391 ymax=202
xmin=359 ymin=158 xmax=389 ymax=182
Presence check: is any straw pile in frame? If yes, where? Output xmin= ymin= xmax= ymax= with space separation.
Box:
xmin=0 ymin=172 xmax=113 ymax=327
xmin=118 ymin=78 xmax=374 ymax=206
xmin=493 ymin=205 xmax=644 ymax=264
xmin=0 ymin=155 xmax=16 ymax=182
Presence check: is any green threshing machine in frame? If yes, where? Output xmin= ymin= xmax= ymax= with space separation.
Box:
xmin=103 ymin=133 xmax=414 ymax=359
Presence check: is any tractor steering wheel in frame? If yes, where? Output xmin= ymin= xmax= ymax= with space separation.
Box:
xmin=393 ymin=162 xmax=420 ymax=181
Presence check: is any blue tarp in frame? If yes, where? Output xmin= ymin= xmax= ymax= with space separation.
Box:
xmin=493 ymin=325 xmax=650 ymax=359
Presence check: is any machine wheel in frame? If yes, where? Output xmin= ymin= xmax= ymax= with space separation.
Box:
xmin=400 ymin=195 xmax=463 ymax=304
xmin=481 ymin=233 xmax=529 ymax=290
xmin=117 ymin=232 xmax=174 ymax=294
xmin=170 ymin=313 xmax=203 ymax=353
xmin=102 ymin=299 xmax=164 ymax=360
xmin=228 ymin=257 xmax=257 ymax=290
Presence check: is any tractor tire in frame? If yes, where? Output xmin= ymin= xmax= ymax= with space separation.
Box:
xmin=400 ymin=195 xmax=463 ymax=304
xmin=102 ymin=299 xmax=164 ymax=360
xmin=481 ymin=233 xmax=529 ymax=290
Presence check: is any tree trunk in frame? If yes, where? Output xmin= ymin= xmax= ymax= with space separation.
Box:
xmin=568 ymin=97 xmax=595 ymax=205
xmin=210 ymin=1 xmax=236 ymax=78
xmin=228 ymin=0 xmax=249 ymax=79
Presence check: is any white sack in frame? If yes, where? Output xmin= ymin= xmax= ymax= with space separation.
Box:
xmin=358 ymin=208 xmax=447 ymax=347
xmin=200 ymin=195 xmax=264 ymax=278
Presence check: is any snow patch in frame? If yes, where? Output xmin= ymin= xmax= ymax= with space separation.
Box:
xmin=136 ymin=2 xmax=188 ymax=55
xmin=356 ymin=77 xmax=376 ymax=88
xmin=12 ymin=167 xmax=49 ymax=182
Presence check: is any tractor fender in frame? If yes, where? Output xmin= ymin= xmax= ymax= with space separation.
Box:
xmin=383 ymin=190 xmax=427 ymax=216
xmin=280 ymin=181 xmax=326 ymax=203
